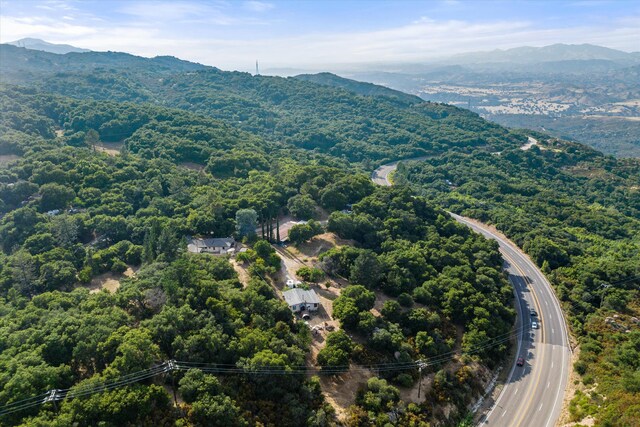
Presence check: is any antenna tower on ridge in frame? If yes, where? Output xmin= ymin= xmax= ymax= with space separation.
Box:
xmin=256 ymin=60 xmax=259 ymax=76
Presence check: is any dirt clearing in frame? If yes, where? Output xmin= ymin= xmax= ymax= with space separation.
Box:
xmin=230 ymin=259 xmax=251 ymax=287
xmin=320 ymin=366 xmax=373 ymax=420
xmin=94 ymin=141 xmax=123 ymax=156
xmin=82 ymin=266 xmax=136 ymax=293
xmin=0 ymin=154 xmax=21 ymax=167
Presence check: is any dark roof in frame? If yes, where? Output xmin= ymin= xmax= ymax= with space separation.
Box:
xmin=187 ymin=236 xmax=235 ymax=248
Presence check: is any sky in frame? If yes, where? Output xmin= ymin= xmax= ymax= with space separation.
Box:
xmin=1 ymin=0 xmax=639 ymax=72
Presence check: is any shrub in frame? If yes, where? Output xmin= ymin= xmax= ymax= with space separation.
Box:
xmin=111 ymin=259 xmax=128 ymax=273
xmin=397 ymin=293 xmax=414 ymax=307
xmin=394 ymin=373 xmax=414 ymax=388
xmin=297 ymin=266 xmax=324 ymax=282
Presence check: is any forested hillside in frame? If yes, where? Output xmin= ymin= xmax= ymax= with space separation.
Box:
xmin=396 ymin=138 xmax=640 ymax=425
xmin=1 ymin=45 xmax=638 ymax=426
xmin=0 ymin=80 xmax=516 ymax=425
xmin=0 ymin=44 xmax=524 ymax=165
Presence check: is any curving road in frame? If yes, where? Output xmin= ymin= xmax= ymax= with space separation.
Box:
xmin=372 ymin=160 xmax=571 ymax=427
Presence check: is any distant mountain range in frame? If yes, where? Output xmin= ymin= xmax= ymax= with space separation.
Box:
xmin=445 ymin=43 xmax=640 ymax=65
xmin=7 ymin=38 xmax=91 ymax=54
xmin=0 ymin=43 xmax=206 ymax=84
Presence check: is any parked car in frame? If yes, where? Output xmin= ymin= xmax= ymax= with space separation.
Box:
xmin=532 ymin=321 xmax=539 ymax=329
xmin=302 ymin=313 xmax=311 ymax=320
xmin=530 ymin=308 xmax=537 ymax=316
xmin=517 ymin=357 xmax=525 ymax=366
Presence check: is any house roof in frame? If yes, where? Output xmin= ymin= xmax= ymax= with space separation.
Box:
xmin=187 ymin=236 xmax=235 ymax=249
xmin=283 ymin=288 xmax=320 ymax=306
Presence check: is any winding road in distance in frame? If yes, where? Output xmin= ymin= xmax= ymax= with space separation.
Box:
xmin=372 ymin=160 xmax=571 ymax=427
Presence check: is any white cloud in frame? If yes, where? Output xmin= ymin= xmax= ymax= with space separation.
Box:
xmin=1 ymin=1 xmax=638 ymax=71
xmin=119 ymin=1 xmax=208 ymax=21
xmin=0 ymin=15 xmax=98 ymax=40
xmin=243 ymin=1 xmax=274 ymax=13
xmin=35 ymin=0 xmax=78 ymax=12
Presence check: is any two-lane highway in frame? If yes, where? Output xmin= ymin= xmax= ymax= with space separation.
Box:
xmin=372 ymin=160 xmax=571 ymax=426
xmin=452 ymin=214 xmax=570 ymax=427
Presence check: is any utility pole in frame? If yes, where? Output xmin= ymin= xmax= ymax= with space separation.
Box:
xmin=44 ymin=389 xmax=60 ymax=411
xmin=166 ymin=360 xmax=178 ymax=407
xmin=417 ymin=361 xmax=428 ymax=399
xmin=256 ymin=60 xmax=259 ymax=76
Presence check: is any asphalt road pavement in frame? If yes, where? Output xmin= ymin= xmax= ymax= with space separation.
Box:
xmin=372 ymin=160 xmax=570 ymax=426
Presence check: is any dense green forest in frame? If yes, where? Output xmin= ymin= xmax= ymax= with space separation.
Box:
xmin=320 ymin=188 xmax=514 ymax=423
xmin=1 ymin=44 xmax=638 ymax=426
xmin=0 ymin=81 xmax=515 ymax=425
xmin=396 ymin=138 xmax=640 ymax=425
xmin=0 ymin=44 xmax=525 ymax=165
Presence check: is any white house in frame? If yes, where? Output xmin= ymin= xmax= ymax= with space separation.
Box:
xmin=283 ymin=288 xmax=320 ymax=313
xmin=186 ymin=236 xmax=236 ymax=254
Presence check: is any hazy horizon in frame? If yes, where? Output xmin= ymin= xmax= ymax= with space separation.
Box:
xmin=1 ymin=0 xmax=639 ymax=73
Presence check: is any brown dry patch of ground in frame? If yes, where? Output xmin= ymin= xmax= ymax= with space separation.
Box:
xmin=558 ymin=345 xmax=600 ymax=427
xmin=320 ymin=366 xmax=373 ymax=421
xmin=275 ymin=241 xmax=358 ymax=420
xmin=82 ymin=266 xmax=136 ymax=293
xmin=305 ymin=302 xmax=339 ymax=365
xmin=558 ymin=345 xmax=582 ymax=426
xmin=0 ymin=154 xmax=21 ymax=167
xmin=399 ymin=371 xmax=435 ymax=404
xmin=230 ymin=259 xmax=251 ymax=288
xmin=399 ymin=359 xmax=490 ymax=412
xmin=180 ymin=162 xmax=205 ymax=171
xmin=94 ymin=141 xmax=123 ymax=156
xmin=274 ymin=245 xmax=342 ymax=317
xmin=370 ymin=290 xmax=397 ymax=317
xmin=563 ymin=416 xmax=596 ymax=427
xmin=292 ymin=232 xmax=356 ymax=260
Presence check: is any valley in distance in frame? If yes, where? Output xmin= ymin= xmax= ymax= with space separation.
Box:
xmin=0 ymin=38 xmax=638 ymax=427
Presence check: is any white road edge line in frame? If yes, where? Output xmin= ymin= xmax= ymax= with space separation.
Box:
xmin=452 ymin=216 xmax=524 ymax=424
xmin=375 ymin=166 xmax=570 ymax=427
xmin=543 ymin=260 xmax=570 ymax=427
xmin=450 ymin=213 xmax=570 ymax=427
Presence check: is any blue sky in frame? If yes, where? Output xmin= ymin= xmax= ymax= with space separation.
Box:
xmin=1 ymin=0 xmax=638 ymax=71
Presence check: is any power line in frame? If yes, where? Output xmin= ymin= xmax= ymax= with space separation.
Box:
xmin=0 ymin=321 xmax=526 ymax=417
